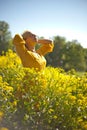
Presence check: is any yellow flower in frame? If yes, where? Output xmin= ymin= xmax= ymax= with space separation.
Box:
xmin=48 ymin=109 xmax=54 ymax=114
xmin=13 ymin=101 xmax=17 ymax=107
xmin=83 ymin=124 xmax=87 ymax=130
xmin=0 ymin=111 xmax=4 ymax=121
xmin=77 ymin=99 xmax=82 ymax=105
xmin=0 ymin=127 xmax=9 ymax=130
xmin=69 ymin=95 xmax=76 ymax=103
xmin=53 ymin=115 xmax=57 ymax=119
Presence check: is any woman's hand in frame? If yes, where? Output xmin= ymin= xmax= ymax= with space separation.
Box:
xmin=38 ymin=39 xmax=52 ymax=44
xmin=13 ymin=34 xmax=25 ymax=45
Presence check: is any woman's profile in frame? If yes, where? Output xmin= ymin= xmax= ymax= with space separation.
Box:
xmin=13 ymin=30 xmax=54 ymax=71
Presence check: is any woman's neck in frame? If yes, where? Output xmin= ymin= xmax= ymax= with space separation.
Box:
xmin=25 ymin=43 xmax=35 ymax=52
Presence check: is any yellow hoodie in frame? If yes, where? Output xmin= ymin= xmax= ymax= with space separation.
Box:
xmin=13 ymin=34 xmax=54 ymax=71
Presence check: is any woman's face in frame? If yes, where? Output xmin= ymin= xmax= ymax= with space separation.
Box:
xmin=25 ymin=34 xmax=37 ymax=46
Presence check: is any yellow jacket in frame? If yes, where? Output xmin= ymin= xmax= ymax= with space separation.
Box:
xmin=13 ymin=34 xmax=54 ymax=71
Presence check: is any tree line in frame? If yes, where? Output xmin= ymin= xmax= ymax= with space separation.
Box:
xmin=0 ymin=21 xmax=87 ymax=71
xmin=46 ymin=36 xmax=87 ymax=71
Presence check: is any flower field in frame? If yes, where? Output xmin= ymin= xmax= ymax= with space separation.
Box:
xmin=0 ymin=50 xmax=87 ymax=130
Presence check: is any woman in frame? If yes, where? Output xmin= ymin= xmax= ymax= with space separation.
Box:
xmin=13 ymin=31 xmax=54 ymax=71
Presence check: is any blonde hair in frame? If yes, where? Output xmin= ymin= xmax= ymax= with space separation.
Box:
xmin=22 ymin=31 xmax=36 ymax=40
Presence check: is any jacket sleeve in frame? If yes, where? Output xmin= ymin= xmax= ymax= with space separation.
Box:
xmin=13 ymin=34 xmax=27 ymax=58
xmin=36 ymin=40 xmax=54 ymax=56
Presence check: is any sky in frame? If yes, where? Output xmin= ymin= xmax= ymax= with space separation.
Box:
xmin=0 ymin=0 xmax=87 ymax=48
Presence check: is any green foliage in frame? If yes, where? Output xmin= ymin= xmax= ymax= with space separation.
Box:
xmin=0 ymin=21 xmax=12 ymax=55
xmin=84 ymin=48 xmax=87 ymax=71
xmin=0 ymin=20 xmax=87 ymax=71
xmin=46 ymin=36 xmax=86 ymax=71
xmin=62 ymin=41 xmax=86 ymax=71
xmin=0 ymin=50 xmax=87 ymax=130
xmin=46 ymin=36 xmax=66 ymax=67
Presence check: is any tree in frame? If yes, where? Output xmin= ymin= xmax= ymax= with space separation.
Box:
xmin=46 ymin=36 xmax=66 ymax=67
xmin=63 ymin=40 xmax=86 ymax=71
xmin=46 ymin=37 xmax=86 ymax=71
xmin=84 ymin=48 xmax=87 ymax=71
xmin=0 ymin=21 xmax=12 ymax=55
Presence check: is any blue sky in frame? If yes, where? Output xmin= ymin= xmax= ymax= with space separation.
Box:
xmin=0 ymin=0 xmax=87 ymax=48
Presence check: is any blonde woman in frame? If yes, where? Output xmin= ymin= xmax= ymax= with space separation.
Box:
xmin=13 ymin=31 xmax=54 ymax=71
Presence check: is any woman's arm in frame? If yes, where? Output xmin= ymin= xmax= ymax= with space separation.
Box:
xmin=13 ymin=34 xmax=27 ymax=57
xmin=36 ymin=39 xmax=54 ymax=56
